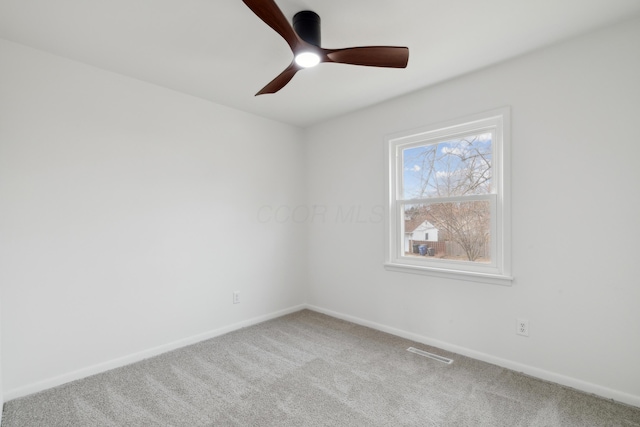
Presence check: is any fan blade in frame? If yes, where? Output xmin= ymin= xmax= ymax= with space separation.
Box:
xmin=256 ymin=62 xmax=301 ymax=95
xmin=323 ymin=46 xmax=409 ymax=68
xmin=242 ymin=0 xmax=301 ymax=51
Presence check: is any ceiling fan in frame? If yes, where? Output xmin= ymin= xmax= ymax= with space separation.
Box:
xmin=242 ymin=0 xmax=410 ymax=95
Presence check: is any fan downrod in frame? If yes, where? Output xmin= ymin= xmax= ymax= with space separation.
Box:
xmin=293 ymin=11 xmax=321 ymax=46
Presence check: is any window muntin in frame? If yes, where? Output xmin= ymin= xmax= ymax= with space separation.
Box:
xmin=385 ymin=109 xmax=511 ymax=284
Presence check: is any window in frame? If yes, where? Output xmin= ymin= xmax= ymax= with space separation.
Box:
xmin=385 ymin=108 xmax=512 ymax=285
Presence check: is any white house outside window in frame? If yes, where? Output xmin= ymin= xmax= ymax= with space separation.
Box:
xmin=385 ymin=108 xmax=512 ymax=285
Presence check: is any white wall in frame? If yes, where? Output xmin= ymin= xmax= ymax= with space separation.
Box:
xmin=0 ymin=39 xmax=307 ymax=399
xmin=411 ymin=223 xmax=438 ymax=243
xmin=305 ymin=17 xmax=640 ymax=406
xmin=0 ymin=302 xmax=3 ymax=421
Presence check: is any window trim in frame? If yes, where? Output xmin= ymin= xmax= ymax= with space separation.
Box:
xmin=384 ymin=107 xmax=513 ymax=285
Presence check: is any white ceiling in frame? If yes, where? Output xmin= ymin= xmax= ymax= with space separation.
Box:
xmin=1 ymin=0 xmax=639 ymax=127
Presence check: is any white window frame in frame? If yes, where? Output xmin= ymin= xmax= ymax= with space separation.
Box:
xmin=384 ymin=107 xmax=513 ymax=285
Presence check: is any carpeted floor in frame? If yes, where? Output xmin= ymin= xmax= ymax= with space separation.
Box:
xmin=3 ymin=310 xmax=640 ymax=426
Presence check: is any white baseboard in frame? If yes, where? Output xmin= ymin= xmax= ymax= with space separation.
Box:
xmin=5 ymin=303 xmax=639 ymax=410
xmin=3 ymin=304 xmax=306 ymax=402
xmin=305 ymin=304 xmax=640 ymax=409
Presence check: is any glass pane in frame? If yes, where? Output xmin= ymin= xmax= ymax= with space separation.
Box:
xmin=403 ymin=201 xmax=491 ymax=263
xmin=402 ymin=133 xmax=492 ymax=199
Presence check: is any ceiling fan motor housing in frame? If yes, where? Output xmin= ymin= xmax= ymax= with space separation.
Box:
xmin=293 ymin=11 xmax=321 ymax=46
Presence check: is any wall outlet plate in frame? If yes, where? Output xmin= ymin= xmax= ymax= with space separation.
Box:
xmin=517 ymin=318 xmax=529 ymax=336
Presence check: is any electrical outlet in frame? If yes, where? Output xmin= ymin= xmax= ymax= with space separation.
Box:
xmin=517 ymin=318 xmax=529 ymax=336
xmin=233 ymin=291 xmax=240 ymax=304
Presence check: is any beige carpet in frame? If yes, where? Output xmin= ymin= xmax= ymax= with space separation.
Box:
xmin=3 ymin=310 xmax=640 ymax=426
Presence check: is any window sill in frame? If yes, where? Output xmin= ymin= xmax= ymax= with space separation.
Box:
xmin=384 ymin=262 xmax=513 ymax=286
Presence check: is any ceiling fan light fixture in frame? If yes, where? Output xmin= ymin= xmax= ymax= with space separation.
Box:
xmin=294 ymin=51 xmax=321 ymax=68
xmin=242 ymin=0 xmax=409 ymax=95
